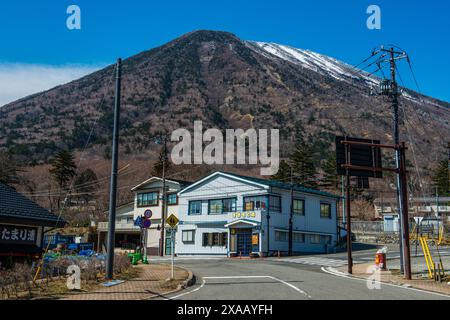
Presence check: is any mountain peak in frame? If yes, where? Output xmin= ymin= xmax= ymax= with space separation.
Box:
xmin=178 ymin=29 xmax=240 ymax=42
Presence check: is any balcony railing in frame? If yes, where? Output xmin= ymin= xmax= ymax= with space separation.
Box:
xmin=97 ymin=221 xmax=140 ymax=231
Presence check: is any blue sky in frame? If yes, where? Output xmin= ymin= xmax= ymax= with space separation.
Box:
xmin=0 ymin=0 xmax=449 ymax=104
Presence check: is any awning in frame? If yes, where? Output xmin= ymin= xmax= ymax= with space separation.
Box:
xmin=0 ymin=244 xmax=43 ymax=256
xmin=224 ymin=219 xmax=259 ymax=228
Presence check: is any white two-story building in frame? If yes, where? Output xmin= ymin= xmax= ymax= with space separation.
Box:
xmin=175 ymin=171 xmax=340 ymax=257
xmin=97 ymin=177 xmax=189 ymax=255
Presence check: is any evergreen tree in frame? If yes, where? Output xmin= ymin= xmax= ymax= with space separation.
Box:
xmin=74 ymin=168 xmax=98 ymax=204
xmin=49 ymin=150 xmax=77 ymax=210
xmin=321 ymin=153 xmax=339 ymax=189
xmin=271 ymin=160 xmax=291 ymax=182
xmin=0 ymin=151 xmax=21 ymax=186
xmin=432 ymin=159 xmax=449 ymax=196
xmin=289 ymin=141 xmax=318 ymax=188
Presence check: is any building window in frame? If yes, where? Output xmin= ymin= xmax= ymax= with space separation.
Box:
xmin=137 ymin=192 xmax=158 ymax=207
xmin=293 ymin=232 xmax=305 ymax=243
xmin=310 ymin=234 xmax=321 ymax=244
xmin=188 ymin=200 xmax=202 ymax=215
xmin=269 ymin=195 xmax=281 ymax=212
xmin=244 ymin=196 xmax=267 ymax=211
xmin=167 ymin=193 xmax=178 ymax=205
xmin=182 ymin=230 xmax=195 ymax=243
xmin=208 ymin=198 xmax=236 ymax=215
xmin=208 ymin=199 xmax=222 ymax=215
xmin=320 ymin=203 xmax=332 ymax=219
xmin=293 ymin=199 xmax=305 ymax=215
xmin=275 ymin=230 xmax=288 ymax=242
xmin=322 ymin=235 xmax=332 ymax=245
xmin=202 ymin=232 xmax=227 ymax=247
xmin=222 ymin=198 xmax=237 ymax=213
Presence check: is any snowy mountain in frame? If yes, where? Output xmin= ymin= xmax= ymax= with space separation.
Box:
xmin=0 ymin=30 xmax=449 ymax=170
xmin=247 ymin=41 xmax=378 ymax=85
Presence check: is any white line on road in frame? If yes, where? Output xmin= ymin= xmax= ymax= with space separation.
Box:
xmin=321 ymin=267 xmax=450 ymax=299
xmin=165 ymin=279 xmax=206 ymax=300
xmin=203 ymin=275 xmax=312 ymax=299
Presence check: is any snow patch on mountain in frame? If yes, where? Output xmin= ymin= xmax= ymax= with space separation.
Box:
xmin=247 ymin=41 xmax=379 ymax=86
xmin=245 ymin=40 xmax=448 ymax=109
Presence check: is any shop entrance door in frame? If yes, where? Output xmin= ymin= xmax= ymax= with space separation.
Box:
xmin=237 ymin=232 xmax=252 ymax=256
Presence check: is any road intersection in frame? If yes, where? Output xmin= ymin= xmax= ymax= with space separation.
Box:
xmin=150 ymin=246 xmax=450 ymax=300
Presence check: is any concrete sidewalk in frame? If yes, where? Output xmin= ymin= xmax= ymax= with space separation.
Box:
xmin=61 ymin=263 xmax=191 ymax=300
xmin=338 ymin=262 xmax=450 ymax=296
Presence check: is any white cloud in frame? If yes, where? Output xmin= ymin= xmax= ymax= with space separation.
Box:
xmin=0 ymin=63 xmax=102 ymax=107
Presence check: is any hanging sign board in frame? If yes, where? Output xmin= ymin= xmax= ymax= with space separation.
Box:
xmin=335 ymin=136 xmax=383 ymax=178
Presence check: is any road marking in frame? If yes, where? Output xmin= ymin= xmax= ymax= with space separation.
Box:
xmin=321 ymin=267 xmax=450 ymax=298
xmin=279 ymin=256 xmax=362 ymax=267
xmin=203 ymin=275 xmax=311 ymax=299
xmin=165 ymin=279 xmax=206 ymax=300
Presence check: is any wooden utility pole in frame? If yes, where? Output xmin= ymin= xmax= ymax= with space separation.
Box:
xmin=399 ymin=142 xmax=412 ymax=279
xmin=345 ymin=143 xmax=353 ymax=274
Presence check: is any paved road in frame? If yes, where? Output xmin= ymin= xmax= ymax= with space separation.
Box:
xmin=152 ymin=254 xmax=450 ymax=300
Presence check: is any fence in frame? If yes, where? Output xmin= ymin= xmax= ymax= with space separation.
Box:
xmin=350 ymin=221 xmax=384 ymax=234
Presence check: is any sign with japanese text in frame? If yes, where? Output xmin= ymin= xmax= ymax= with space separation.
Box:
xmin=231 ymin=212 xmax=257 ymax=219
xmin=0 ymin=224 xmax=37 ymax=245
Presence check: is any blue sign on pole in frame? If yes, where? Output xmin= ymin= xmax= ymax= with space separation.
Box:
xmin=134 ymin=216 xmax=143 ymax=227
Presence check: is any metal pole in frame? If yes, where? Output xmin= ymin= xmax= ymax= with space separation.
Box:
xmin=436 ymin=186 xmax=439 ymax=218
xmin=341 ymin=175 xmax=346 ymax=225
xmin=288 ymin=166 xmax=293 ymax=256
xmin=171 ymin=228 xmax=174 ymax=279
xmin=106 ymin=58 xmax=122 ymax=280
xmin=159 ymin=138 xmax=167 ymax=257
xmin=346 ymin=172 xmax=352 ymax=274
xmin=389 ymin=48 xmax=405 ymax=274
xmin=447 ymin=142 xmax=450 ymax=195
xmin=400 ymin=142 xmax=412 ymax=279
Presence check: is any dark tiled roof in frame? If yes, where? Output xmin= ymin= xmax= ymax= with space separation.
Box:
xmin=218 ymin=171 xmax=341 ymax=199
xmin=0 ymin=183 xmax=66 ymax=227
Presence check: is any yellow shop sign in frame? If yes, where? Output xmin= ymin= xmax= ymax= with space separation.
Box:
xmin=231 ymin=212 xmax=257 ymax=219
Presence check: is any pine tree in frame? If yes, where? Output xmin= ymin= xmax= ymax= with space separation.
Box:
xmin=49 ymin=150 xmax=77 ymax=210
xmin=290 ymin=141 xmax=318 ymax=188
xmin=74 ymin=168 xmax=98 ymax=204
xmin=0 ymin=151 xmax=21 ymax=186
xmin=432 ymin=159 xmax=449 ymax=196
xmin=271 ymin=160 xmax=291 ymax=182
xmin=321 ymin=153 xmax=339 ymax=189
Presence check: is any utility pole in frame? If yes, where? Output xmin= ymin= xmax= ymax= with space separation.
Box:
xmin=288 ymin=166 xmax=294 ymax=256
xmin=435 ymin=186 xmax=440 ymax=217
xmin=159 ymin=137 xmax=168 ymax=257
xmin=376 ymin=47 xmax=412 ymax=279
xmin=341 ymin=176 xmax=346 ymax=225
xmin=372 ymin=46 xmax=411 ymax=278
xmin=447 ymin=142 xmax=450 ymax=195
xmin=106 ymin=58 xmax=122 ymax=280
xmin=345 ymin=144 xmax=353 ymax=274
xmin=399 ymin=142 xmax=412 ymax=279
xmin=389 ymin=47 xmax=405 ymax=274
